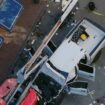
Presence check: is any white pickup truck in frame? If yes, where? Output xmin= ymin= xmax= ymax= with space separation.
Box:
xmin=30 ymin=18 xmax=105 ymax=105
xmin=6 ymin=18 xmax=105 ymax=105
xmin=4 ymin=17 xmax=105 ymax=105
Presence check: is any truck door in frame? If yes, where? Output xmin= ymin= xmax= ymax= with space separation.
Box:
xmin=77 ymin=63 xmax=95 ymax=81
xmin=68 ymin=81 xmax=88 ymax=96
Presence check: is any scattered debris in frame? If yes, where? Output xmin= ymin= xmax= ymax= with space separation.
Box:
xmin=1 ymin=26 xmax=27 ymax=44
xmin=87 ymin=1 xmax=105 ymax=17
xmin=46 ymin=4 xmax=49 ymax=7
xmin=76 ymin=7 xmax=79 ymax=10
xmin=88 ymin=90 xmax=95 ymax=100
xmin=48 ymin=10 xmax=51 ymax=14
xmin=0 ymin=0 xmax=23 ymax=31
xmin=38 ymin=22 xmax=41 ymax=25
xmin=93 ymin=11 xmax=105 ymax=17
xmin=95 ymin=94 xmax=105 ymax=104
xmin=93 ymin=100 xmax=96 ymax=104
xmin=67 ymin=25 xmax=70 ymax=28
